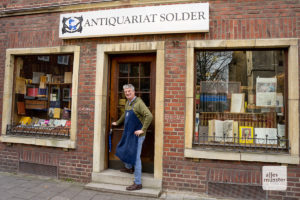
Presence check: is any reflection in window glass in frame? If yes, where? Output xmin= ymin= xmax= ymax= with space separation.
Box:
xmin=194 ymin=50 xmax=287 ymax=152
xmin=141 ymin=78 xmax=150 ymax=92
xmin=140 ymin=62 xmax=151 ymax=76
xmin=118 ymin=78 xmax=128 ymax=91
xmin=129 ymin=63 xmax=139 ymax=77
xmin=140 ymin=93 xmax=150 ymax=107
xmin=119 ymin=63 xmax=129 ymax=77
xmin=129 ymin=78 xmax=139 ymax=91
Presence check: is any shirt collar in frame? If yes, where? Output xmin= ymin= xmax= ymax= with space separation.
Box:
xmin=129 ymin=96 xmax=137 ymax=106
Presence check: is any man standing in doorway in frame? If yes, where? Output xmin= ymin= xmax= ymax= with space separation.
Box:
xmin=112 ymin=84 xmax=153 ymax=191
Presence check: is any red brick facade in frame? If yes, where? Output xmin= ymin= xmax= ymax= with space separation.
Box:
xmin=1 ymin=0 xmax=300 ymax=199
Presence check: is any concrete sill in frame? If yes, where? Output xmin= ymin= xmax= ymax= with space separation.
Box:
xmin=0 ymin=135 xmax=76 ymax=149
xmin=185 ymin=148 xmax=299 ymax=165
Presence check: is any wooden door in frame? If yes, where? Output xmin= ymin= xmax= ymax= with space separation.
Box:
xmin=107 ymin=54 xmax=156 ymax=173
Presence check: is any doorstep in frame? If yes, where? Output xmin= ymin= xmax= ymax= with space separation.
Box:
xmin=85 ymin=169 xmax=162 ymax=198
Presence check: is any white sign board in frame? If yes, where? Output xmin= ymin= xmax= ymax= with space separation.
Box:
xmin=262 ymin=166 xmax=287 ymax=191
xmin=59 ymin=3 xmax=209 ymax=39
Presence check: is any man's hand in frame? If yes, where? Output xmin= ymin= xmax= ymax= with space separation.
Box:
xmin=134 ymin=130 xmax=144 ymax=136
xmin=112 ymin=122 xmax=117 ymax=126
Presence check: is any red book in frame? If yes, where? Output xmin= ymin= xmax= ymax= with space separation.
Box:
xmin=27 ymin=88 xmax=38 ymax=96
xmin=17 ymin=102 xmax=25 ymax=115
xmin=65 ymin=121 xmax=71 ymax=127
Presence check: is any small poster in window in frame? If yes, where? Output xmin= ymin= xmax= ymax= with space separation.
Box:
xmin=256 ymin=77 xmax=277 ymax=106
xmin=38 ymin=56 xmax=49 ymax=62
xmin=254 ymin=128 xmax=277 ymax=144
xmin=64 ymin=72 xmax=72 ymax=83
xmin=48 ymin=108 xmax=54 ymax=118
xmin=239 ymin=126 xmax=253 ymax=144
xmin=230 ymin=93 xmax=245 ymax=113
xmin=276 ymin=93 xmax=283 ymax=107
xmin=15 ymin=77 xmax=26 ymax=94
xmin=58 ymin=55 xmax=69 ymax=65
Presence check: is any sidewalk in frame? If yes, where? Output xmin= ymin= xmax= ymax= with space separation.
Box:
xmin=0 ymin=171 xmax=220 ymax=200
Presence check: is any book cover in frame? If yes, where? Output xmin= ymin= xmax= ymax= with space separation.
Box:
xmin=60 ymin=120 xmax=67 ymax=126
xmin=37 ymin=119 xmax=45 ymax=126
xmin=48 ymin=119 xmax=55 ymax=127
xmin=254 ymin=128 xmax=277 ymax=145
xmin=30 ymin=117 xmax=40 ymax=126
xmin=64 ymin=72 xmax=72 ymax=83
xmin=199 ymin=126 xmax=209 ymax=142
xmin=53 ymin=108 xmax=61 ymax=119
xmin=65 ymin=121 xmax=71 ymax=127
xmin=17 ymin=102 xmax=26 ymax=115
xmin=32 ymin=72 xmax=45 ymax=84
xmin=239 ymin=126 xmax=253 ymax=144
xmin=53 ymin=120 xmax=61 ymax=127
xmin=230 ymin=93 xmax=245 ymax=113
xmin=19 ymin=116 xmax=32 ymax=125
xmin=209 ymin=120 xmax=238 ymax=142
xmin=27 ymin=88 xmax=38 ymax=97
xmin=48 ymin=108 xmax=55 ymax=118
xmin=15 ymin=77 xmax=26 ymax=94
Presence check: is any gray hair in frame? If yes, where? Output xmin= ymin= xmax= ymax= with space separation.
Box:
xmin=123 ymin=84 xmax=135 ymax=91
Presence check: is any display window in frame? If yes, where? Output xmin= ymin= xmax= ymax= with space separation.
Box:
xmin=193 ymin=49 xmax=287 ymax=152
xmin=7 ymin=54 xmax=73 ymax=138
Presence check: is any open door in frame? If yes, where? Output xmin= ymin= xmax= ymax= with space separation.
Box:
xmin=107 ymin=53 xmax=156 ymax=173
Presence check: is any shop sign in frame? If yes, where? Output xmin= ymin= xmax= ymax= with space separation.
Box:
xmin=59 ymin=3 xmax=209 ymax=39
xmin=262 ymin=166 xmax=287 ymax=191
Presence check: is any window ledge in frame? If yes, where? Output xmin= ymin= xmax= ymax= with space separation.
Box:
xmin=184 ymin=148 xmax=299 ymax=165
xmin=0 ymin=135 xmax=76 ymax=149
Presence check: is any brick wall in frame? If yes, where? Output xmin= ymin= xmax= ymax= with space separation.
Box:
xmin=160 ymin=1 xmax=300 ymax=199
xmin=0 ymin=0 xmax=299 ymax=199
xmin=0 ymin=0 xmax=114 ymax=10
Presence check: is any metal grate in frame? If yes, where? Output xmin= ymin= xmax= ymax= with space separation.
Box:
xmin=208 ymin=182 xmax=266 ymax=200
xmin=19 ymin=162 xmax=58 ymax=177
xmin=7 ymin=124 xmax=70 ymax=138
xmin=194 ymin=134 xmax=289 ymax=153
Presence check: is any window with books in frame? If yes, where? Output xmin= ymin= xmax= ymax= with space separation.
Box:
xmin=194 ymin=50 xmax=288 ymax=152
xmin=7 ymin=54 xmax=73 ymax=138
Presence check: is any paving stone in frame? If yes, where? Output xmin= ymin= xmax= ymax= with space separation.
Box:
xmin=0 ymin=183 xmax=21 ymax=190
xmin=76 ymin=189 xmax=98 ymax=198
xmin=30 ymin=189 xmax=57 ymax=200
xmin=7 ymin=187 xmax=37 ymax=199
xmin=55 ymin=185 xmax=83 ymax=199
xmin=0 ymin=192 xmax=14 ymax=200
xmin=27 ymin=182 xmax=59 ymax=193
xmin=6 ymin=197 xmax=25 ymax=200
xmin=71 ymin=194 xmax=95 ymax=200
xmin=0 ymin=172 xmax=228 ymax=200
xmin=91 ymin=194 xmax=112 ymax=200
xmin=30 ymin=197 xmax=52 ymax=200
xmin=20 ymin=180 xmax=45 ymax=189
xmin=50 ymin=196 xmax=71 ymax=200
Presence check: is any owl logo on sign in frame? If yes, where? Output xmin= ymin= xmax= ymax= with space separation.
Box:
xmin=62 ymin=16 xmax=83 ymax=34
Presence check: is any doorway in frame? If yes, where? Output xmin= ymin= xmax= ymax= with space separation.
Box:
xmin=107 ymin=54 xmax=156 ymax=173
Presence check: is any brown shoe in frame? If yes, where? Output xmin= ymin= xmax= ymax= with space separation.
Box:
xmin=120 ymin=167 xmax=134 ymax=174
xmin=126 ymin=183 xmax=142 ymax=191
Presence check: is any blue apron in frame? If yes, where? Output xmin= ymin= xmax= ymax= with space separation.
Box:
xmin=115 ymin=104 xmax=142 ymax=165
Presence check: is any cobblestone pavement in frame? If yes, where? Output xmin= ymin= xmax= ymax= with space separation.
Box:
xmin=0 ymin=172 xmax=222 ymax=200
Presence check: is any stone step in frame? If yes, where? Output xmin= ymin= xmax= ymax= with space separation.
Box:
xmin=91 ymin=169 xmax=162 ymax=189
xmin=85 ymin=182 xmax=162 ymax=198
